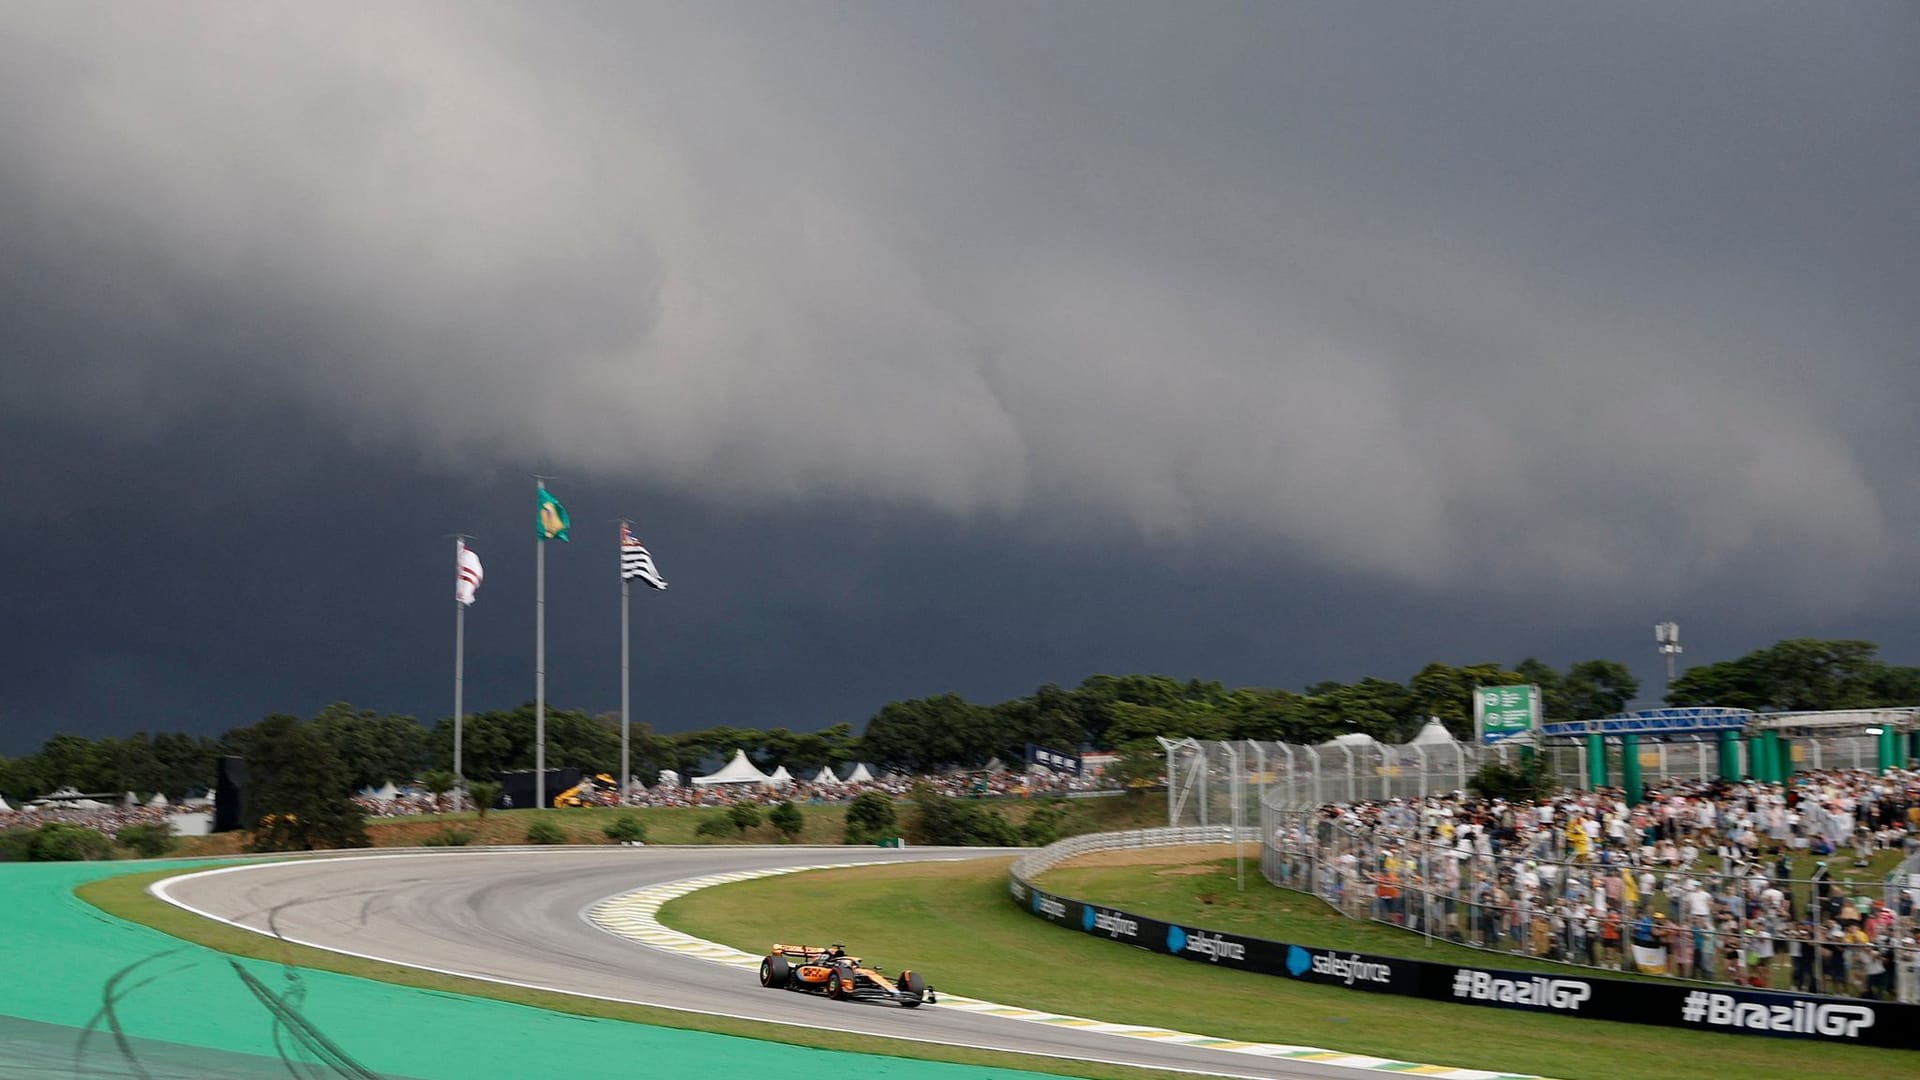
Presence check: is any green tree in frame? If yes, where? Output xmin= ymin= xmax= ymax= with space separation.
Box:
xmin=1564 ymin=659 xmax=1640 ymax=718
xmin=467 ymin=779 xmax=503 ymax=820
xmin=419 ymin=769 xmax=459 ymax=815
xmin=768 ymin=801 xmax=804 ymax=841
xmin=843 ymin=791 xmax=898 ymax=844
xmin=860 ymin=694 xmax=997 ymax=772
xmin=1105 ymin=740 xmax=1165 ymax=798
xmin=239 ymin=714 xmax=370 ymax=852
xmin=311 ymin=704 xmax=428 ymax=792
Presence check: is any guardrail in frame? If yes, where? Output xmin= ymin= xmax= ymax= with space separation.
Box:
xmin=1008 ymin=826 xmax=1255 ymax=881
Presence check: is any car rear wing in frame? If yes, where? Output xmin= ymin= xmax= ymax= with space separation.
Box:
xmin=769 ymin=944 xmax=847 ymax=962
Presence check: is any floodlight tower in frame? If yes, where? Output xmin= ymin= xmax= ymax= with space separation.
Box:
xmin=1655 ymin=621 xmax=1682 ymax=699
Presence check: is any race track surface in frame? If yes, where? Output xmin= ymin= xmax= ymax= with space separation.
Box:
xmin=157 ymin=847 xmax=1455 ymax=1080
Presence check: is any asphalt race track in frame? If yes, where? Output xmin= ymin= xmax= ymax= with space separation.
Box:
xmin=157 ymin=847 xmax=1451 ymax=1080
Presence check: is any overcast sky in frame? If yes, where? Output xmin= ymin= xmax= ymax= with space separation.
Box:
xmin=2 ymin=3 xmax=1916 ymax=754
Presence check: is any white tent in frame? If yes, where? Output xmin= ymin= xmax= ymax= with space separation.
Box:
xmin=1410 ymin=719 xmax=1457 ymax=746
xmin=626 ymin=775 xmax=648 ymax=793
xmin=982 ymin=757 xmax=1007 ymax=774
xmin=0 ymin=797 xmax=14 ymax=813
xmin=372 ymin=781 xmax=400 ymax=802
xmin=146 ymin=793 xmax=170 ymax=808
xmin=767 ymin=765 xmax=794 ymax=788
xmin=844 ymin=763 xmax=876 ymax=784
xmin=657 ymin=769 xmax=682 ymax=788
xmin=1322 ymin=732 xmax=1379 ymax=747
xmin=810 ymin=766 xmax=842 ymax=787
xmin=71 ymin=798 xmax=108 ymax=810
xmin=123 ymin=791 xmax=140 ymax=807
xmin=692 ymin=749 xmax=773 ymax=787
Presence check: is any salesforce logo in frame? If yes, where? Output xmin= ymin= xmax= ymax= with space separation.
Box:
xmin=1166 ymin=925 xmax=1245 ymax=962
xmin=1082 ymin=907 xmax=1139 ymax=939
xmin=1286 ymin=945 xmax=1312 ymax=977
xmin=1032 ymin=893 xmax=1067 ymax=919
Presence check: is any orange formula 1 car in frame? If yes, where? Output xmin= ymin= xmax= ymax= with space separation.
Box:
xmin=757 ymin=943 xmax=935 ymax=1007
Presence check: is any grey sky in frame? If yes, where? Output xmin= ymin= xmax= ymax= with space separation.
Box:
xmin=1 ymin=3 xmax=1916 ymax=751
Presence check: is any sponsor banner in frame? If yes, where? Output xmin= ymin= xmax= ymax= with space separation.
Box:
xmin=1009 ymin=872 xmax=1920 ymax=1048
xmin=1024 ymin=743 xmax=1083 ymax=775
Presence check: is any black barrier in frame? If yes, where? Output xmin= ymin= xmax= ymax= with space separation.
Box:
xmin=1008 ymin=873 xmax=1920 ymax=1050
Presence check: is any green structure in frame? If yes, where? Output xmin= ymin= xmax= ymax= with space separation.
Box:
xmin=1619 ymin=734 xmax=1642 ymax=804
xmin=1586 ymin=733 xmax=1607 ymax=789
xmin=1717 ymin=729 xmax=1742 ymax=781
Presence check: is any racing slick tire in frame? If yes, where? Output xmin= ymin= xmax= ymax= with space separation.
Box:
xmin=760 ymin=955 xmax=790 ymax=989
xmin=828 ymin=970 xmax=850 ymax=1001
xmin=898 ymin=970 xmax=926 ymax=1007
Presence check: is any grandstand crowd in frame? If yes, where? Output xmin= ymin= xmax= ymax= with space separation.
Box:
xmin=1269 ymin=767 xmax=1920 ymax=1001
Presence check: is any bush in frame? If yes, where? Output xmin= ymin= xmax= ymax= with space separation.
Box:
xmin=603 ymin=814 xmax=648 ymax=843
xmin=910 ymin=782 xmax=1018 ymax=847
xmin=728 ymin=803 xmax=762 ymax=834
xmin=117 ymin=822 xmax=175 ymax=859
xmin=1018 ymin=800 xmax=1083 ymax=847
xmin=524 ymin=818 xmax=567 ymax=845
xmin=422 ymin=828 xmax=474 ymax=847
xmin=27 ymin=822 xmax=115 ymax=861
xmin=843 ymin=791 xmax=898 ymax=845
xmin=0 ymin=828 xmax=37 ymax=862
xmin=694 ymin=816 xmax=735 ymax=841
xmin=767 ymin=801 xmax=804 ymax=841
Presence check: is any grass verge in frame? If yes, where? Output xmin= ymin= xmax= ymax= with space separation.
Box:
xmin=662 ymin=854 xmax=1917 ymax=1080
xmin=77 ymin=866 xmax=1192 ymax=1080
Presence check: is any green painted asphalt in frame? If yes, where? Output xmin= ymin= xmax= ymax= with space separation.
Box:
xmin=0 ymin=860 xmax=1047 ymax=1080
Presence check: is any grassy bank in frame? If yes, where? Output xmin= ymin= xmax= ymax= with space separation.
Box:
xmin=662 ymin=854 xmax=1912 ymax=1080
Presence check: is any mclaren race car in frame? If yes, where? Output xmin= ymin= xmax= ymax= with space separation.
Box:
xmin=758 ymin=943 xmax=935 ymax=1007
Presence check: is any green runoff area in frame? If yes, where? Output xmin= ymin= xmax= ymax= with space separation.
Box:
xmin=22 ymin=857 xmax=1186 ymax=1080
xmin=661 ymin=848 xmax=1918 ymax=1080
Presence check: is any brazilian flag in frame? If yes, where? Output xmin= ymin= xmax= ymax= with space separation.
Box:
xmin=536 ymin=487 xmax=570 ymax=542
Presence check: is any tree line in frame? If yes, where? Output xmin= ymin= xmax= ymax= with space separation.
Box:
xmin=3 ymin=637 xmax=1915 ymax=802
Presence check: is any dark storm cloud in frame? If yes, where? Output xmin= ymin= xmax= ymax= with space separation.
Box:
xmin=1 ymin=3 xmax=1917 ymax=750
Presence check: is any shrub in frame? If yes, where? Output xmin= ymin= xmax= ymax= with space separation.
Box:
xmin=117 ymin=822 xmax=176 ymax=859
xmin=28 ymin=822 xmax=115 ymax=861
xmin=1469 ymin=757 xmax=1552 ymax=802
xmin=843 ymin=791 xmax=898 ymax=845
xmin=603 ymin=814 xmax=647 ymax=843
xmin=524 ymin=819 xmax=567 ymax=845
xmin=910 ymin=782 xmax=1017 ymax=847
xmin=422 ymin=828 xmax=474 ymax=847
xmin=694 ymin=816 xmax=735 ymax=841
xmin=767 ymin=801 xmax=804 ymax=841
xmin=727 ymin=803 xmax=762 ymax=835
xmin=1018 ymin=800 xmax=1082 ymax=847
xmin=0 ymin=828 xmax=37 ymax=862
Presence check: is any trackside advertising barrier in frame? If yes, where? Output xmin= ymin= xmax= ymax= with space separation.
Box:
xmin=1008 ymin=873 xmax=1920 ymax=1050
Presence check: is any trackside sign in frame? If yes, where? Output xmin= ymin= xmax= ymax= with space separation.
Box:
xmin=1008 ymin=874 xmax=1920 ymax=1048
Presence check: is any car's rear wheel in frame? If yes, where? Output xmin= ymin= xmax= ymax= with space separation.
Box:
xmin=760 ymin=955 xmax=790 ymax=989
xmin=898 ymin=969 xmax=925 ymax=1006
xmin=828 ymin=970 xmax=850 ymax=1001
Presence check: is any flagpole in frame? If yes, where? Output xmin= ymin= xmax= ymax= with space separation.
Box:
xmin=454 ymin=543 xmax=466 ymax=783
xmin=535 ymin=480 xmax=547 ymax=811
xmin=450 ymin=533 xmax=476 ymax=803
xmin=618 ymin=518 xmax=633 ymax=803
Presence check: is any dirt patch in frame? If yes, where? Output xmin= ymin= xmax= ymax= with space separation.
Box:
xmin=1050 ymin=843 xmax=1241 ymax=869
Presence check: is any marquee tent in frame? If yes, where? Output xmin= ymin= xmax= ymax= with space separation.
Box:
xmin=810 ymin=766 xmax=842 ymax=787
xmin=692 ymin=749 xmax=773 ymax=787
xmin=767 ymin=765 xmax=794 ymax=788
xmin=1411 ymin=719 xmax=1458 ymax=746
xmin=843 ymin=763 xmax=876 ymax=784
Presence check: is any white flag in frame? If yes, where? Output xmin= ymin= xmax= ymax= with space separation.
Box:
xmin=620 ymin=525 xmax=668 ymax=590
xmin=456 ymin=541 xmax=484 ymax=606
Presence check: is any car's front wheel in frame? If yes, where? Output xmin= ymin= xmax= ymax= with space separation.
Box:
xmin=828 ymin=970 xmax=850 ymax=1001
xmin=898 ymin=969 xmax=925 ymax=1007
